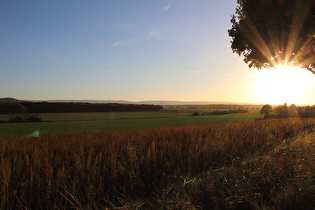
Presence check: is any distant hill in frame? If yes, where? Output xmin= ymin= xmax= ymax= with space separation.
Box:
xmin=33 ymin=100 xmax=256 ymax=106
xmin=0 ymin=98 xmax=259 ymax=106
xmin=0 ymin=97 xmax=23 ymax=103
xmin=45 ymin=100 xmax=231 ymax=105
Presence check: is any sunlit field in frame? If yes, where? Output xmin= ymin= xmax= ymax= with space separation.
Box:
xmin=1 ymin=118 xmax=315 ymax=209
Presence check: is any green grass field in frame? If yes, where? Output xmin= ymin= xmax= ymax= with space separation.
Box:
xmin=0 ymin=111 xmax=188 ymax=122
xmin=0 ymin=111 xmax=263 ymax=137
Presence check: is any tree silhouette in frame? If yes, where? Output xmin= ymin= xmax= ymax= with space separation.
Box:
xmin=260 ymin=104 xmax=273 ymax=118
xmin=229 ymin=0 xmax=315 ymax=74
xmin=288 ymin=103 xmax=298 ymax=117
xmin=274 ymin=103 xmax=289 ymax=118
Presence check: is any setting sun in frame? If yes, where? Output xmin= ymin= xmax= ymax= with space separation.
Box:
xmin=255 ymin=65 xmax=314 ymax=105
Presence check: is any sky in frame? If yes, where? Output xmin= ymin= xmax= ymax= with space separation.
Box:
xmin=1 ymin=0 xmax=315 ymax=105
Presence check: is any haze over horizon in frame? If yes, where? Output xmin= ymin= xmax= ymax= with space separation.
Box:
xmin=1 ymin=0 xmax=315 ymax=105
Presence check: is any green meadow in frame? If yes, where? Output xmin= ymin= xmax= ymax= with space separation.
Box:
xmin=0 ymin=111 xmax=263 ymax=137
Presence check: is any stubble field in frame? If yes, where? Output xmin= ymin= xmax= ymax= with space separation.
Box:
xmin=1 ymin=116 xmax=315 ymax=209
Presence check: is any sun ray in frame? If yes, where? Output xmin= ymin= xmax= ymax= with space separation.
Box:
xmin=242 ymin=17 xmax=278 ymax=68
xmin=284 ymin=1 xmax=312 ymax=66
xmin=231 ymin=0 xmax=315 ymax=72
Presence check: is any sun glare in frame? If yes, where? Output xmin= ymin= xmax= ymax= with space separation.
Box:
xmin=255 ymin=65 xmax=314 ymax=105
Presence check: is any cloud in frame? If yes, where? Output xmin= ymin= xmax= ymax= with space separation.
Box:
xmin=148 ymin=29 xmax=161 ymax=40
xmin=162 ymin=4 xmax=172 ymax=12
xmin=110 ymin=39 xmax=142 ymax=47
xmin=152 ymin=67 xmax=202 ymax=74
xmin=110 ymin=41 xmax=122 ymax=47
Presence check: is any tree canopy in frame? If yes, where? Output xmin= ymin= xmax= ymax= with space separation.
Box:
xmin=260 ymin=104 xmax=273 ymax=116
xmin=260 ymin=103 xmax=315 ymax=118
xmin=228 ymin=0 xmax=315 ymax=74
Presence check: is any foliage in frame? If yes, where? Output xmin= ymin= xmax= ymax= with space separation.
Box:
xmin=8 ymin=114 xmax=42 ymax=123
xmin=21 ymin=102 xmax=163 ymax=113
xmin=229 ymin=0 xmax=315 ymax=74
xmin=164 ymin=104 xmax=261 ymax=111
xmin=8 ymin=115 xmax=24 ymax=123
xmin=260 ymin=104 xmax=273 ymax=116
xmin=274 ymin=103 xmax=289 ymax=118
xmin=260 ymin=103 xmax=315 ymax=119
xmin=192 ymin=112 xmax=199 ymax=116
xmin=25 ymin=115 xmax=42 ymax=122
xmin=0 ymin=101 xmax=26 ymax=114
xmin=0 ymin=118 xmax=315 ymax=208
xmin=192 ymin=109 xmax=249 ymax=116
xmin=288 ymin=103 xmax=299 ymax=117
xmin=299 ymin=106 xmax=315 ymax=118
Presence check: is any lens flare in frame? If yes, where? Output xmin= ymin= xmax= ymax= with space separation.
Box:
xmin=29 ymin=130 xmax=41 ymax=137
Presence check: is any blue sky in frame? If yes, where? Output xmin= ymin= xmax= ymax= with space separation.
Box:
xmin=1 ymin=0 xmax=314 ymax=104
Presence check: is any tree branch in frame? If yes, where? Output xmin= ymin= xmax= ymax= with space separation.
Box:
xmin=307 ymin=66 xmax=315 ymax=75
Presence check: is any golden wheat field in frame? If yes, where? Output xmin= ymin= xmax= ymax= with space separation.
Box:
xmin=1 ymin=118 xmax=315 ymax=209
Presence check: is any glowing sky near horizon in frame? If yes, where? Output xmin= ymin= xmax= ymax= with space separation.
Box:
xmin=1 ymin=0 xmax=314 ymax=105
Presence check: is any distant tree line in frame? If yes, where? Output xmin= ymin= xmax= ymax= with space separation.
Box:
xmin=0 ymin=102 xmax=42 ymax=123
xmin=192 ymin=108 xmax=248 ymax=116
xmin=260 ymin=103 xmax=315 ymax=119
xmin=21 ymin=102 xmax=163 ymax=113
xmin=165 ymin=104 xmax=260 ymax=111
xmin=0 ymin=101 xmax=26 ymax=114
xmin=0 ymin=101 xmax=163 ymax=114
xmin=8 ymin=114 xmax=42 ymax=123
xmin=210 ymin=109 xmax=248 ymax=115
